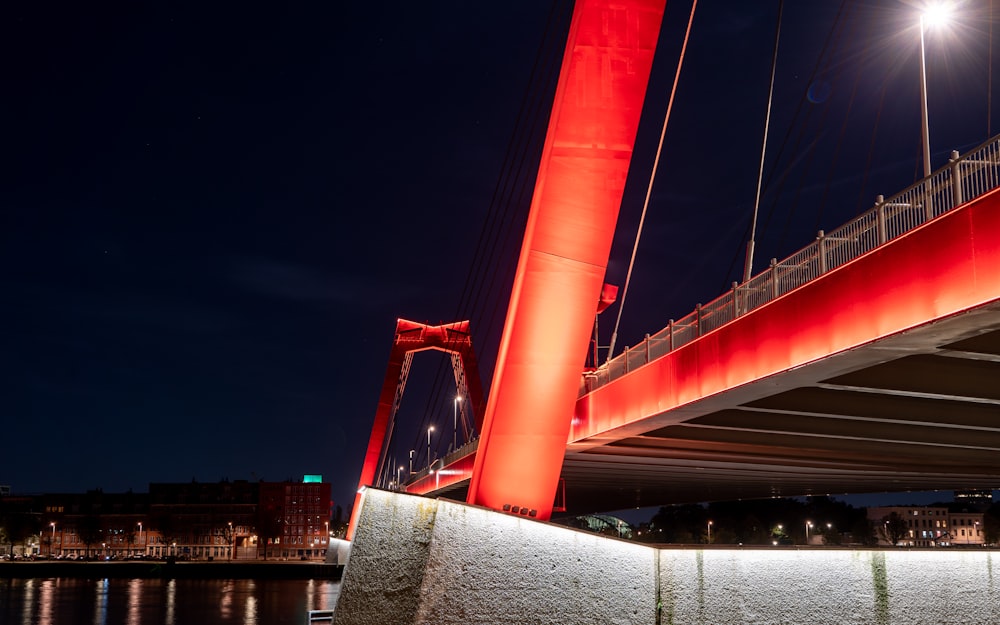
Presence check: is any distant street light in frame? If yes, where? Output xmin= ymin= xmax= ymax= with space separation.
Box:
xmin=409 ymin=450 xmax=415 ymax=475
xmin=138 ymin=522 xmax=143 ymax=556
xmin=50 ymin=523 xmax=56 ymax=556
xmin=397 ymin=465 xmax=405 ymax=488
xmin=453 ymin=395 xmax=462 ymax=452
xmin=228 ymin=522 xmax=233 ymax=561
xmin=427 ymin=426 xmax=435 ymax=468
xmin=805 ymin=520 xmax=813 ymax=545
xmin=707 ymin=520 xmax=713 ymax=544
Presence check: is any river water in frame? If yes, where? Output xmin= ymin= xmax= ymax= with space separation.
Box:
xmin=0 ymin=578 xmax=340 ymax=625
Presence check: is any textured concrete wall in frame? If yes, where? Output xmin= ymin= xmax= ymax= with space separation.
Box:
xmin=414 ymin=494 xmax=657 ymax=625
xmin=325 ymin=538 xmax=352 ymax=565
xmin=333 ymin=491 xmax=1000 ymax=625
xmin=332 ymin=490 xmax=441 ymax=624
xmin=333 ymin=489 xmax=656 ymax=625
xmin=660 ymin=549 xmax=1000 ymax=624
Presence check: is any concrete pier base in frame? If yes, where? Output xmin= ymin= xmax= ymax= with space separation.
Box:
xmin=332 ymin=489 xmax=1000 ymax=625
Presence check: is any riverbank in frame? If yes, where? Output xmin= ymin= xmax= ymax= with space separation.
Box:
xmin=0 ymin=560 xmax=343 ymax=579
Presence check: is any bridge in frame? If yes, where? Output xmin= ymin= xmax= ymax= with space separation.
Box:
xmin=335 ymin=1 xmax=1000 ymax=623
xmin=400 ymin=135 xmax=1000 ymax=513
xmin=352 ymin=0 xmax=1000 ymax=528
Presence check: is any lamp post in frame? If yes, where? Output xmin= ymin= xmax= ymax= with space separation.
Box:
xmin=228 ymin=522 xmax=233 ymax=561
xmin=50 ymin=523 xmax=56 ymax=556
xmin=919 ymin=12 xmax=932 ymax=179
xmin=453 ymin=395 xmax=462 ymax=452
xmin=707 ymin=520 xmax=713 ymax=544
xmin=397 ymin=465 xmax=405 ymax=489
xmin=409 ymin=450 xmax=415 ymax=475
xmin=918 ymin=4 xmax=952 ymax=179
xmin=805 ymin=520 xmax=813 ymax=545
xmin=427 ymin=426 xmax=435 ymax=468
xmin=138 ymin=522 xmax=143 ymax=557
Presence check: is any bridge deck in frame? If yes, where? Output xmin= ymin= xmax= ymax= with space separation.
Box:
xmin=562 ymin=185 xmax=1000 ymax=511
xmin=405 ymin=144 xmax=1000 ymax=513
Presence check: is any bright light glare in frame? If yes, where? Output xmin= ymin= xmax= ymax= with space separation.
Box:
xmin=922 ymin=4 xmax=952 ymax=28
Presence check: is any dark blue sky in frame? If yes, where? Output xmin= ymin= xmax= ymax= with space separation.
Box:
xmin=3 ymin=1 xmax=996 ymax=514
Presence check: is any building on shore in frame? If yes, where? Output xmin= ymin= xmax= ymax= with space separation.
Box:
xmin=1 ymin=476 xmax=332 ymax=560
xmin=867 ymin=505 xmax=986 ymax=547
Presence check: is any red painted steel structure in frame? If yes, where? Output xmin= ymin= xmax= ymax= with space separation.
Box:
xmin=348 ymin=319 xmax=485 ymax=540
xmin=466 ymin=0 xmax=667 ymax=520
xmin=401 ymin=186 xmax=1000 ymax=508
xmin=571 ymin=187 xmax=1000 ymax=446
xmin=406 ymin=452 xmax=477 ymax=495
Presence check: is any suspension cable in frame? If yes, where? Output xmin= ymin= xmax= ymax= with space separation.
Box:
xmin=400 ymin=0 xmax=571 ymax=467
xmin=605 ymin=0 xmax=698 ymax=362
xmin=743 ymin=0 xmax=784 ymax=282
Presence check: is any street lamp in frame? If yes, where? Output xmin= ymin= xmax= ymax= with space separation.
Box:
xmin=427 ymin=426 xmax=435 ymax=468
xmin=918 ymin=3 xmax=952 ymax=179
xmin=228 ymin=522 xmax=233 ymax=561
xmin=397 ymin=465 xmax=405 ymax=488
xmin=805 ymin=521 xmax=813 ymax=545
xmin=453 ymin=395 xmax=462 ymax=452
xmin=409 ymin=450 xmax=415 ymax=475
xmin=50 ymin=523 xmax=56 ymax=556
xmin=707 ymin=520 xmax=713 ymax=544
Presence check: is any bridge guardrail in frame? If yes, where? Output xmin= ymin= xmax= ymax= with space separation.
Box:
xmin=583 ymin=134 xmax=1000 ymax=394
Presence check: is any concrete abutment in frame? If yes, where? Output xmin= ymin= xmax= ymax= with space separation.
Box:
xmin=332 ymin=490 xmax=999 ymax=624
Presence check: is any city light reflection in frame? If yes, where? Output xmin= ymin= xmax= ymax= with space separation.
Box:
xmin=94 ymin=578 xmax=109 ymax=625
xmin=37 ymin=580 xmax=54 ymax=625
xmin=165 ymin=579 xmax=176 ymax=625
xmin=243 ymin=594 xmax=258 ymax=625
xmin=220 ymin=581 xmax=234 ymax=619
xmin=4 ymin=578 xmax=343 ymax=622
xmin=20 ymin=579 xmax=35 ymax=625
xmin=127 ymin=579 xmax=142 ymax=625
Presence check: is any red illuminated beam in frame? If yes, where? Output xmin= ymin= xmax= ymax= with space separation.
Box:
xmin=405 ymin=452 xmax=477 ymax=496
xmin=572 ymin=187 xmax=1000 ymax=445
xmin=347 ymin=319 xmax=485 ymax=541
xmin=467 ymin=0 xmax=667 ymax=520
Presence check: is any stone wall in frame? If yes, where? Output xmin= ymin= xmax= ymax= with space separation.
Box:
xmin=333 ymin=490 xmax=1000 ymax=625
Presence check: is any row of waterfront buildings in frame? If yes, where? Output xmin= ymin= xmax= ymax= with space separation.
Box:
xmin=4 ymin=479 xmax=991 ymax=556
xmin=0 ymin=476 xmax=334 ymax=561
xmin=867 ymin=505 xmax=988 ymax=548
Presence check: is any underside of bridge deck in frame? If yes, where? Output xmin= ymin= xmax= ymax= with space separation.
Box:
xmin=560 ymin=303 xmax=1000 ymax=513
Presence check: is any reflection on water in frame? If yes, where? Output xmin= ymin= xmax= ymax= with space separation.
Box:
xmin=0 ymin=577 xmax=340 ymax=625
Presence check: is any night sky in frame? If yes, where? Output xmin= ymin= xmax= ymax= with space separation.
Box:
xmin=4 ymin=1 xmax=997 ymax=514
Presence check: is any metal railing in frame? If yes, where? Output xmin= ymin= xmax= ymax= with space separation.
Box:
xmin=583 ymin=134 xmax=1000 ymax=394
xmin=306 ymin=609 xmax=335 ymax=624
xmin=402 ymin=437 xmax=479 ymax=486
